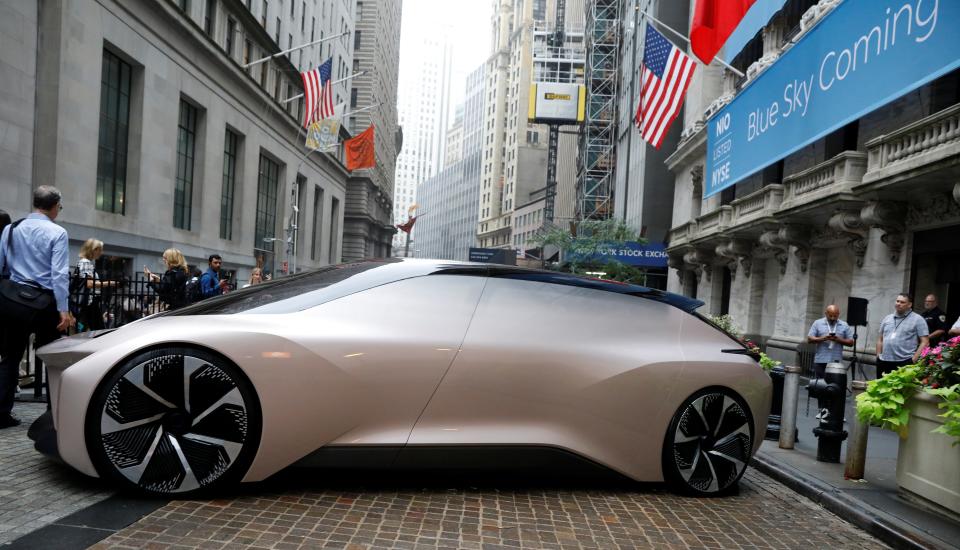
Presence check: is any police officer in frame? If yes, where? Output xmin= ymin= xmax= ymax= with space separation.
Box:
xmin=921 ymin=294 xmax=949 ymax=347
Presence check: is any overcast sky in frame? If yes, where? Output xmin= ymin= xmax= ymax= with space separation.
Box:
xmin=399 ymin=0 xmax=493 ymax=116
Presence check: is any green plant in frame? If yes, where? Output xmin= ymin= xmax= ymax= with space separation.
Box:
xmin=758 ymin=353 xmax=781 ymax=373
xmin=926 ymin=384 xmax=960 ymax=446
xmin=529 ymin=219 xmax=649 ymax=283
xmin=856 ymin=365 xmax=920 ymax=438
xmin=856 ymin=335 xmax=960 ymax=444
xmin=708 ymin=314 xmax=743 ymax=340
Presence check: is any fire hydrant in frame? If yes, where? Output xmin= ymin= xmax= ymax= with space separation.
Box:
xmin=806 ymin=362 xmax=848 ymax=463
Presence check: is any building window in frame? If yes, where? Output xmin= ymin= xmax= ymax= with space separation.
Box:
xmin=350 ymin=87 xmax=358 ymax=108
xmin=329 ymin=197 xmax=340 ymax=264
xmin=178 ymin=0 xmax=189 ymax=12
xmin=220 ymin=129 xmax=239 ymax=239
xmin=290 ymin=0 xmax=295 ymax=17
xmin=301 ymin=2 xmax=306 ymax=31
xmin=225 ymin=18 xmax=236 ymax=57
xmin=261 ymin=0 xmax=268 ymax=27
xmin=260 ymin=60 xmax=268 ymax=87
xmin=243 ymin=39 xmax=252 ymax=65
xmin=311 ymin=185 xmax=324 ymax=260
xmin=352 ymin=59 xmax=360 ymax=73
xmin=275 ymin=17 xmax=281 ymax=44
xmin=204 ymin=0 xmax=216 ymax=35
xmin=174 ymin=99 xmax=198 ymax=230
xmin=357 ymin=1 xmax=363 ymax=18
xmin=311 ymin=17 xmax=315 ymax=41
xmin=96 ymin=50 xmax=132 ymax=215
xmin=354 ymin=30 xmax=361 ymax=49
xmin=255 ymin=153 xmax=280 ymax=258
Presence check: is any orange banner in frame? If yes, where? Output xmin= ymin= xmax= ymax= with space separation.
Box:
xmin=346 ymin=125 xmax=375 ymax=171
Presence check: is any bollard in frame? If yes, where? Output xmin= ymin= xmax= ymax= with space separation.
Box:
xmin=779 ymin=365 xmax=802 ymax=449
xmin=765 ymin=365 xmax=786 ymax=440
xmin=844 ymin=380 xmax=870 ymax=479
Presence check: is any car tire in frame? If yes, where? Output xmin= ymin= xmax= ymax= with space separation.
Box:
xmin=662 ymin=388 xmax=754 ymax=496
xmin=86 ymin=346 xmax=261 ymax=497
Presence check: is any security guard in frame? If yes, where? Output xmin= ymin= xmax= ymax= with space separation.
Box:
xmin=922 ymin=294 xmax=950 ymax=347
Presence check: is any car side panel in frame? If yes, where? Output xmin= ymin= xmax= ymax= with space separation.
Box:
xmin=406 ymin=278 xmax=688 ymax=482
xmin=50 ymin=275 xmax=485 ymax=482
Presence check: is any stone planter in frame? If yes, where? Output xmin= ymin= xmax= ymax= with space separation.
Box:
xmin=896 ymin=391 xmax=960 ymax=515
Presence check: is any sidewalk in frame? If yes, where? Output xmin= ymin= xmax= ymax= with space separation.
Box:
xmin=753 ymin=384 xmax=960 ymax=550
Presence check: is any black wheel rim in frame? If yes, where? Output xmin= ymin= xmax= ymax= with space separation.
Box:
xmin=99 ymin=353 xmax=249 ymax=493
xmin=672 ymin=393 xmax=751 ymax=493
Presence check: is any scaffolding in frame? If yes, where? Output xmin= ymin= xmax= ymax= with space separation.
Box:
xmin=576 ymin=0 xmax=621 ymax=220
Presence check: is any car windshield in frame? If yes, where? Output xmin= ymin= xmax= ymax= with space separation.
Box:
xmin=156 ymin=259 xmax=398 ymax=316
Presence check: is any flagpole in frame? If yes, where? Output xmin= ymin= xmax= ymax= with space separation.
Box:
xmin=283 ymin=71 xmax=368 ymax=104
xmin=243 ymin=31 xmax=349 ymax=68
xmin=640 ymin=11 xmax=745 ymax=78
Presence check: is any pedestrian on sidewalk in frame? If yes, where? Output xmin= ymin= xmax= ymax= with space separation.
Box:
xmin=242 ymin=267 xmax=263 ymax=288
xmin=74 ymin=238 xmax=117 ymax=332
xmin=144 ymin=248 xmax=189 ymax=311
xmin=876 ymin=293 xmax=929 ymax=378
xmin=0 ymin=186 xmax=74 ymax=428
xmin=807 ymin=304 xmax=854 ymax=419
xmin=920 ymin=294 xmax=949 ymax=347
xmin=200 ymin=254 xmax=229 ymax=298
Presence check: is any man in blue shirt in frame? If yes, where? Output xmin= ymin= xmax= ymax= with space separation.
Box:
xmin=876 ymin=293 xmax=929 ymax=378
xmin=200 ymin=254 xmax=229 ymax=299
xmin=807 ymin=304 xmax=854 ymax=419
xmin=0 ymin=186 xmax=73 ymax=428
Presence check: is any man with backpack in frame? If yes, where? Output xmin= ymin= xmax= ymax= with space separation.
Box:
xmin=200 ymin=254 xmax=230 ymax=299
xmin=0 ymin=186 xmax=74 ymax=428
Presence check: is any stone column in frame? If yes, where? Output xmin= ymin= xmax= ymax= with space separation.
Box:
xmin=849 ymin=228 xmax=912 ymax=363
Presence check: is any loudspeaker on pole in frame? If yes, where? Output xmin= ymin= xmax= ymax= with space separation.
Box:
xmin=847 ymin=297 xmax=868 ymax=326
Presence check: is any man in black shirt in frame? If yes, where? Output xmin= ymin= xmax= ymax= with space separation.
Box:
xmin=922 ymin=294 xmax=949 ymax=347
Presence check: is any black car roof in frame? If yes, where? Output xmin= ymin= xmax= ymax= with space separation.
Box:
xmin=430 ymin=262 xmax=704 ymax=313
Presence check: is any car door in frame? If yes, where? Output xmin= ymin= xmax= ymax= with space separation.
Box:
xmin=288 ymin=274 xmax=486 ymax=450
xmin=406 ymin=276 xmax=687 ymax=480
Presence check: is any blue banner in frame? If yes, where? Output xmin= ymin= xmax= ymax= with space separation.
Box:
xmin=570 ymin=243 xmax=668 ymax=268
xmin=705 ymin=0 xmax=960 ymax=197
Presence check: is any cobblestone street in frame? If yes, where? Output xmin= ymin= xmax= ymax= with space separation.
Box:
xmin=3 ymin=404 xmax=888 ymax=549
xmin=0 ymin=403 xmax=112 ymax=545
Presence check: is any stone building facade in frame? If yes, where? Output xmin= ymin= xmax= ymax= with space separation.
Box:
xmin=341 ymin=0 xmax=402 ymax=261
xmin=665 ymin=0 xmax=960 ymax=370
xmin=0 ymin=0 xmax=362 ymax=281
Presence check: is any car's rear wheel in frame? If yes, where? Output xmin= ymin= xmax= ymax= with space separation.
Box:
xmin=663 ymin=388 xmax=753 ymax=496
xmin=86 ymin=347 xmax=261 ymax=496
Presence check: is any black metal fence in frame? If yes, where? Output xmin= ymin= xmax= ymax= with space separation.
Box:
xmin=16 ymin=273 xmax=236 ymax=401
xmin=68 ymin=272 xmax=238 ymax=331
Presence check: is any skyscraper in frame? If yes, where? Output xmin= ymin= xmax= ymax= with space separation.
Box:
xmin=393 ymin=13 xmax=455 ymax=254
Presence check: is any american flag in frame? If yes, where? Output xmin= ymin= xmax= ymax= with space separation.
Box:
xmin=301 ymin=58 xmax=334 ymax=127
xmin=635 ymin=24 xmax=696 ymax=149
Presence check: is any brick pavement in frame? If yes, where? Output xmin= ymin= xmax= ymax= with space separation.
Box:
xmin=91 ymin=468 xmax=885 ymax=549
xmin=0 ymin=402 xmax=113 ymax=544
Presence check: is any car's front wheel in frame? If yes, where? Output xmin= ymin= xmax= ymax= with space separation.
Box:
xmin=663 ymin=388 xmax=754 ymax=496
xmin=86 ymin=347 xmax=261 ymax=496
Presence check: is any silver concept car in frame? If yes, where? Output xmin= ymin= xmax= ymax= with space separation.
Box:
xmin=31 ymin=259 xmax=771 ymax=496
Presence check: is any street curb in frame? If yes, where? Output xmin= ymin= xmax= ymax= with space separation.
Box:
xmin=751 ymin=452 xmax=955 ymax=550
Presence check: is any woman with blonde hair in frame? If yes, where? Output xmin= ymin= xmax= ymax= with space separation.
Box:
xmin=74 ymin=238 xmax=115 ymax=331
xmin=242 ymin=267 xmax=263 ymax=288
xmin=144 ymin=248 xmax=189 ymax=310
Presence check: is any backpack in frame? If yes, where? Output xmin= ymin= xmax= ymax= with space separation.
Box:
xmin=184 ymin=275 xmax=203 ymax=304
